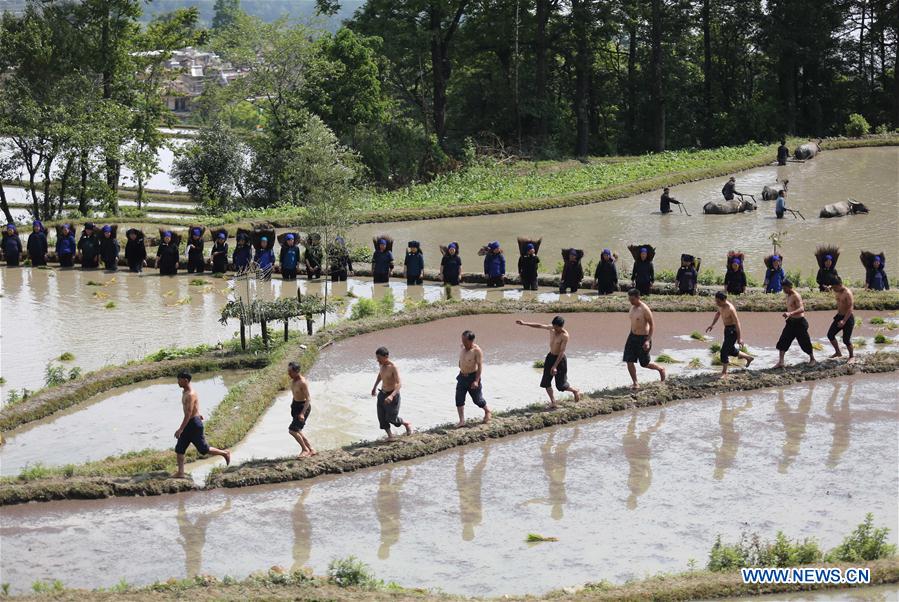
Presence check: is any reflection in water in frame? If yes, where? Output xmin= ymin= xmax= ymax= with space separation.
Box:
xmin=623 ymin=411 xmax=665 ymax=509
xmin=826 ymin=383 xmax=852 ymax=469
xmin=713 ymin=396 xmax=752 ymax=480
xmin=176 ymin=497 xmax=232 ymax=578
xmin=292 ymin=487 xmax=312 ymax=572
xmin=376 ymin=468 xmax=411 ymax=559
xmin=776 ymin=383 xmax=815 ymax=474
xmin=456 ymin=448 xmax=489 ymax=541
xmin=541 ymin=428 xmax=579 ymax=520
xmin=405 ymin=285 xmax=424 ymax=301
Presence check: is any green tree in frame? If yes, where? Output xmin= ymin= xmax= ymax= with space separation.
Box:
xmin=212 ymin=0 xmax=242 ymax=31
xmin=171 ymin=124 xmax=248 ymax=213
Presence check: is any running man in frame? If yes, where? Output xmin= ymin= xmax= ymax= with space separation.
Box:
xmin=827 ymin=277 xmax=855 ymax=361
xmin=515 ymin=316 xmax=581 ymax=407
xmin=705 ymin=291 xmax=755 ymax=379
xmin=371 ymin=347 xmax=412 ymax=439
xmin=623 ymin=289 xmax=666 ymax=389
xmin=456 ymin=331 xmax=492 ymax=426
xmin=288 ymin=362 xmax=317 ymax=457
xmin=773 ymin=280 xmax=817 ymax=368
xmin=173 ymin=372 xmax=230 ymax=478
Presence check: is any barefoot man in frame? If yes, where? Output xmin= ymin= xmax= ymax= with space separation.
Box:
xmin=515 ymin=316 xmax=581 ymax=407
xmin=706 ymin=291 xmax=755 ymax=378
xmin=624 ymin=289 xmax=666 ymax=389
xmin=288 ymin=362 xmax=317 ymax=457
xmin=371 ymin=347 xmax=413 ymax=440
xmin=827 ymin=277 xmax=855 ymax=361
xmin=173 ymin=372 xmax=230 ymax=478
xmin=456 ymin=331 xmax=492 ymax=426
xmin=774 ymin=279 xmax=817 ymax=368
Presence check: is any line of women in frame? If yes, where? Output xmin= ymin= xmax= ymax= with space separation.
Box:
xmin=0 ymin=222 xmax=891 ymax=292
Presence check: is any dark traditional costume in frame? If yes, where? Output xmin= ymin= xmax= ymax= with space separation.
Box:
xmin=595 ymin=248 xmax=618 ymax=294
xmin=125 ymin=228 xmax=146 ymax=272
xmin=278 ymin=232 xmax=301 ymax=280
xmin=861 ymin=251 xmax=889 ymax=291
xmin=156 ymin=230 xmax=181 ymax=276
xmin=210 ymin=229 xmax=229 ymax=274
xmin=27 ymin=220 xmax=48 ymax=267
xmin=372 ymin=235 xmax=394 ymax=283
xmin=404 ymin=241 xmax=424 ymax=285
xmin=186 ymin=226 xmax=206 ymax=274
xmin=55 ymin=225 xmax=76 ymax=267
xmin=77 ymin=223 xmax=101 ymax=269
xmin=764 ymin=254 xmax=785 ymax=294
xmin=2 ymin=224 xmax=22 ymax=266
xmin=517 ymin=237 xmax=541 ymax=291
xmin=99 ymin=225 xmax=120 ymax=271
xmin=628 ymin=244 xmax=655 ymax=295
xmin=440 ymin=242 xmax=462 ymax=285
xmin=481 ymin=241 xmax=506 ymax=288
xmin=675 ymin=254 xmax=700 ymax=295
xmin=724 ymin=251 xmax=746 ymax=294
xmin=559 ymin=248 xmax=584 ymax=294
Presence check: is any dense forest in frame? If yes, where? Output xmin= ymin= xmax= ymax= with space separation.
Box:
xmin=0 ymin=0 xmax=896 ymax=220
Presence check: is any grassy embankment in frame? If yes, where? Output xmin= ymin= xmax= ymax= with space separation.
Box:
xmin=33 ymin=134 xmax=899 ymax=230
xmin=2 ymin=295 xmax=897 ymax=505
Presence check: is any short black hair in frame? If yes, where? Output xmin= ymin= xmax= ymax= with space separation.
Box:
xmin=831 ymin=276 xmax=843 ymax=286
xmin=783 ymin=279 xmax=794 ymax=288
xmin=177 ymin=371 xmax=192 ymax=381
xmin=376 ymin=346 xmax=389 ymax=357
xmin=628 ymin=288 xmax=641 ymax=298
xmin=715 ymin=291 xmax=727 ymax=301
xmin=288 ymin=362 xmax=301 ymax=372
xmin=462 ymin=330 xmax=475 ymax=341
xmin=551 ymin=316 xmax=565 ymax=326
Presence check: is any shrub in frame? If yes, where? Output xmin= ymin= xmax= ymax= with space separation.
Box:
xmin=708 ymin=532 xmax=821 ymax=571
xmin=144 ymin=344 xmax=213 ymax=362
xmin=350 ymin=298 xmax=377 ymax=320
xmin=826 ymin=513 xmax=897 ymax=562
xmin=31 ymin=580 xmax=64 ymax=594
xmin=45 ymin=362 xmax=67 ymax=387
xmin=874 ymin=124 xmax=889 ymax=135
xmin=870 ymin=317 xmax=885 ymax=325
xmin=845 ymin=113 xmax=871 ymax=137
xmin=328 ymin=556 xmax=377 ymax=588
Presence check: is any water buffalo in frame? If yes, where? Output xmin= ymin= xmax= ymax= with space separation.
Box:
xmin=794 ymin=141 xmax=820 ymax=160
xmin=819 ymin=199 xmax=869 ymax=218
xmin=703 ymin=199 xmax=756 ymax=214
xmin=761 ymin=179 xmax=789 ymax=201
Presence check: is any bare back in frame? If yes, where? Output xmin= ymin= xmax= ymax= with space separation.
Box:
xmin=459 ymin=344 xmax=482 ymax=374
xmin=549 ymin=329 xmax=569 ymax=355
xmin=291 ymin=375 xmax=310 ymax=402
xmin=379 ymin=361 xmax=399 ymax=390
xmin=629 ymin=302 xmax=652 ymax=335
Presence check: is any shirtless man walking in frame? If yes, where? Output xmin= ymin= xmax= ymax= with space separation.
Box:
xmin=288 ymin=362 xmax=316 ymax=457
xmin=623 ymin=289 xmax=666 ymax=389
xmin=826 ymin=277 xmax=855 ymax=362
xmin=456 ymin=331 xmax=492 ymax=427
xmin=705 ymin=291 xmax=755 ymax=379
xmin=515 ymin=316 xmax=581 ymax=407
xmin=371 ymin=347 xmax=412 ymax=440
xmin=173 ymin=372 xmax=230 ymax=478
xmin=773 ymin=279 xmax=817 ymax=368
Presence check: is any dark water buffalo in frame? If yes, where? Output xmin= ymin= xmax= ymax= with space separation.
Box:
xmin=794 ymin=141 xmax=820 ymax=160
xmin=703 ymin=198 xmax=756 ymax=214
xmin=819 ymin=199 xmax=869 ymax=218
xmin=761 ymin=179 xmax=789 ymax=200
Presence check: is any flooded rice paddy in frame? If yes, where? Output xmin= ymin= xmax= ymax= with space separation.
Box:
xmin=1 ymin=372 xmax=895 ymax=595
xmin=354 ymin=146 xmax=899 ymax=281
xmin=0 ymin=371 xmax=248 ymax=476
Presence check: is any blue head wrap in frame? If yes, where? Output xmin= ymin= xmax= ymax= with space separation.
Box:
xmin=217 ymin=232 xmax=226 ymax=239
xmin=378 ymin=238 xmax=387 ymax=246
xmin=602 ymin=248 xmax=612 ymax=257
xmin=33 ymin=220 xmax=42 ymax=229
xmin=526 ymin=243 xmax=535 ymax=251
xmin=772 ymin=255 xmax=781 ymax=262
xmin=336 ymin=236 xmax=345 ymax=245
xmin=640 ymin=247 xmax=647 ymax=254
xmin=448 ymin=242 xmax=458 ymax=250
xmin=825 ymin=255 xmax=833 ymax=261
xmin=6 ymin=223 xmax=15 ymax=232
xmin=488 ymin=241 xmax=499 ymax=250
xmin=732 ymin=257 xmax=741 ymax=266
xmin=192 ymin=228 xmax=201 ymax=236
xmin=261 ymin=236 xmax=268 ymax=242
xmin=102 ymin=225 xmax=112 ymax=233
xmin=285 ymin=233 xmax=295 ymax=241
xmin=163 ymin=230 xmax=173 ymax=238
xmin=874 ymin=256 xmax=882 ymax=263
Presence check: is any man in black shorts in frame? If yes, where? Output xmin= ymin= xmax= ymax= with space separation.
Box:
xmin=455 ymin=331 xmax=492 ymax=426
xmin=826 ymin=277 xmax=855 ymax=361
xmin=705 ymin=291 xmax=755 ymax=379
xmin=515 ymin=316 xmax=581 ymax=407
xmin=173 ymin=372 xmax=230 ymax=478
xmin=774 ymin=280 xmax=817 ymax=368
xmin=288 ymin=362 xmax=316 ymax=457
xmin=623 ymin=289 xmax=666 ymax=389
xmin=371 ymin=347 xmax=413 ymax=439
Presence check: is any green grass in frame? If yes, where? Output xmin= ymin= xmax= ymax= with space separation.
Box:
xmin=655 ymin=354 xmax=680 ymax=363
xmin=527 ymin=533 xmax=559 ymax=543
xmin=533 ymin=359 xmax=545 ymax=368
xmin=870 ymin=317 xmax=886 ymax=324
xmin=874 ymin=333 xmax=892 ymax=344
xmin=58 ymin=352 xmax=75 ymax=361
xmin=690 ymin=331 xmax=707 ymax=341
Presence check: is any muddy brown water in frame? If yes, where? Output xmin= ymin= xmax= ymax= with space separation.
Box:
xmin=189 ymin=311 xmax=897 ymax=479
xmin=0 ymin=371 xmax=249 ymax=476
xmin=353 ymin=147 xmax=899 ymax=282
xmin=1 ymin=372 xmax=895 ymax=596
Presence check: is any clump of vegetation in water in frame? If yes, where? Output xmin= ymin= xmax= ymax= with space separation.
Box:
xmin=690 ymin=331 xmax=707 ymax=341
xmin=58 ymin=352 xmax=75 ymax=361
xmin=19 ymin=463 xmax=54 ymax=482
xmin=104 ymin=301 xmax=116 ymax=309
xmin=86 ymin=280 xmax=103 ymax=286
xmin=874 ymin=333 xmax=891 ymax=344
xmin=5 ymin=387 xmax=32 ymax=404
xmin=688 ymin=357 xmax=703 ymax=369
xmin=811 ymin=341 xmax=824 ymax=351
xmin=0 ymin=376 xmax=5 ymax=384
xmin=852 ymin=338 xmax=867 ymax=347
xmin=328 ymin=556 xmax=378 ymax=589
xmin=655 ymin=354 xmax=680 ymax=363
xmin=350 ymin=290 xmax=395 ymax=321
xmin=31 ymin=580 xmax=65 ymax=594
xmin=708 ymin=513 xmax=895 ymax=572
xmin=527 ymin=533 xmax=559 ymax=543
xmin=533 ymin=359 xmax=545 ymax=368
xmin=189 ymin=278 xmax=210 ymax=286
xmin=709 ymin=342 xmax=722 ymax=354
xmin=144 ymin=344 xmax=214 ymax=362
xmin=870 ymin=317 xmax=886 ymax=324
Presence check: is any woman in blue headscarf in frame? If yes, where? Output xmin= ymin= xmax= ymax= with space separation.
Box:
xmin=594 ymin=248 xmax=618 ymax=295
xmin=56 ymin=224 xmax=76 ymax=267
xmin=156 ymin=230 xmax=180 ymax=275
xmin=27 ymin=220 xmax=48 ymax=266
xmin=2 ymin=224 xmax=22 ymax=266
xmin=186 ymin=227 xmax=205 ymax=274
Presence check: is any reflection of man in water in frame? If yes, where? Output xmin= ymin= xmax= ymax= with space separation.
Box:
xmin=456 ymin=448 xmax=489 ymax=541
xmin=177 ymin=497 xmax=232 ymax=578
xmin=623 ymin=411 xmax=665 ymax=509
xmin=376 ymin=468 xmax=411 ymax=559
xmin=776 ymin=384 xmax=814 ymax=473
xmin=826 ymin=383 xmax=852 ymax=469
xmin=542 ymin=428 xmax=579 ymax=520
xmin=713 ymin=396 xmax=752 ymax=480
xmin=292 ymin=487 xmax=312 ymax=572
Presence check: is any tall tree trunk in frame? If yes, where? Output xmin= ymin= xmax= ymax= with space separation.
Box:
xmin=137 ymin=175 xmax=144 ymax=209
xmin=58 ymin=156 xmax=75 ymax=218
xmin=430 ymin=8 xmax=450 ymax=146
xmin=702 ymin=0 xmax=713 ymax=145
xmin=649 ymin=0 xmax=665 ymax=152
xmin=100 ymin=6 xmax=120 ymax=211
xmin=41 ymin=152 xmax=56 ymax=219
xmin=27 ymin=166 xmax=41 ymax=221
xmin=894 ymin=24 xmax=899 ymax=128
xmin=859 ymin=0 xmax=867 ymax=108
xmin=535 ymin=0 xmax=552 ymax=145
xmin=79 ymin=150 xmax=89 ymax=216
xmin=625 ymin=17 xmax=638 ymax=149
xmin=0 ymin=183 xmax=14 ymax=225
xmin=572 ymin=0 xmax=591 ymax=157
